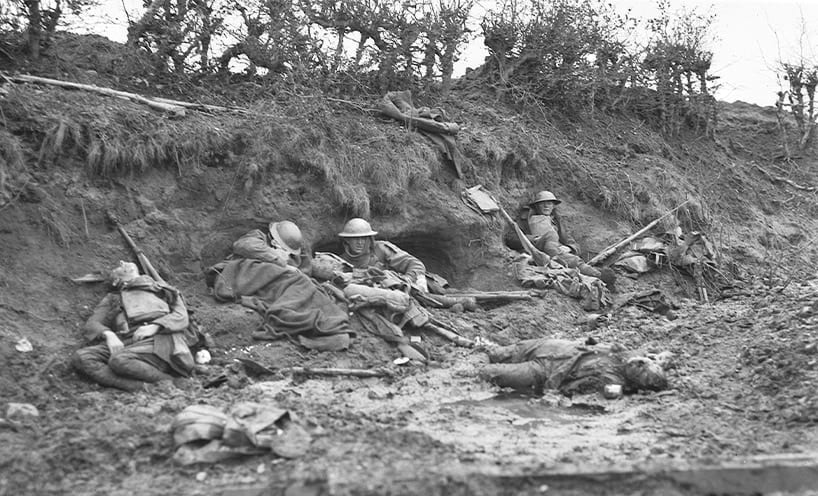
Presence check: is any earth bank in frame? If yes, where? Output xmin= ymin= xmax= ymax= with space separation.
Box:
xmin=2 ymin=38 xmax=818 ymax=495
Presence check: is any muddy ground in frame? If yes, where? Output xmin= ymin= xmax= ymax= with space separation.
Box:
xmin=2 ymin=165 xmax=818 ymax=496
xmin=3 ymin=37 xmax=818 ymax=495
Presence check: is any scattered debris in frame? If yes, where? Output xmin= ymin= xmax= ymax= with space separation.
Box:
xmin=172 ymin=402 xmax=311 ymax=465
xmin=6 ymin=403 xmax=39 ymax=420
xmin=15 ymin=337 xmax=33 ymax=353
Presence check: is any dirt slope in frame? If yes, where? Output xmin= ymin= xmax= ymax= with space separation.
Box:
xmin=2 ymin=35 xmax=818 ymax=496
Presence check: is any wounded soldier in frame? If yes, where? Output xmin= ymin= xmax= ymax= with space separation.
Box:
xmin=337 ymin=217 xmax=428 ymax=291
xmin=71 ymin=261 xmax=202 ymax=392
xmin=521 ymin=190 xmax=616 ymax=287
xmin=479 ymin=338 xmax=668 ymax=396
xmin=328 ymin=218 xmax=441 ymax=360
xmin=206 ymin=220 xmax=352 ymax=351
xmin=231 ymin=220 xmax=312 ymax=275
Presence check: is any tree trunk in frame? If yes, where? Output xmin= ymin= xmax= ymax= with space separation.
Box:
xmin=126 ymin=0 xmax=165 ymax=47
xmin=25 ymin=0 xmax=41 ymax=59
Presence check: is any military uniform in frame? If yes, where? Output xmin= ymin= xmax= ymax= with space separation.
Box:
xmin=232 ymin=229 xmax=312 ymax=275
xmin=480 ymin=338 xmax=666 ymax=395
xmin=340 ymin=239 xmax=426 ymax=279
xmin=71 ymin=276 xmax=200 ymax=392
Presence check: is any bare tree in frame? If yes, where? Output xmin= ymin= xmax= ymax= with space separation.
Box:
xmin=5 ymin=0 xmax=95 ymax=59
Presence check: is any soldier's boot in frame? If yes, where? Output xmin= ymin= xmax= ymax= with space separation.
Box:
xmin=71 ymin=351 xmax=149 ymax=392
xmin=578 ymin=263 xmax=617 ymax=289
xmin=598 ymin=268 xmax=618 ymax=290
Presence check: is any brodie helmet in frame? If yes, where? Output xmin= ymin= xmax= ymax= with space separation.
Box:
xmin=269 ymin=221 xmax=303 ymax=256
xmin=338 ymin=218 xmax=378 ymax=238
xmin=529 ymin=190 xmax=562 ymax=206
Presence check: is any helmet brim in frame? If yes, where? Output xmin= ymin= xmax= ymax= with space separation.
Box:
xmin=529 ymin=199 xmax=561 ymax=207
xmin=269 ymin=222 xmax=302 ymax=256
xmin=338 ymin=230 xmax=378 ymax=238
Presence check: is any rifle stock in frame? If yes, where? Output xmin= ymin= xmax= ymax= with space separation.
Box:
xmin=107 ymin=212 xmax=165 ymax=283
xmin=497 ymin=205 xmax=550 ymax=266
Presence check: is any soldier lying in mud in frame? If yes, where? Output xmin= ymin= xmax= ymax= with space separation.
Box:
xmin=231 ymin=220 xmax=313 ymax=275
xmin=479 ymin=338 xmax=669 ymax=397
xmin=71 ymin=261 xmax=204 ymax=392
xmin=205 ymin=220 xmax=352 ymax=351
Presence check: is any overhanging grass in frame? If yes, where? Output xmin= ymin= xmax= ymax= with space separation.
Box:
xmin=1 ymin=80 xmax=713 ymax=227
xmin=2 ymin=85 xmax=234 ymax=177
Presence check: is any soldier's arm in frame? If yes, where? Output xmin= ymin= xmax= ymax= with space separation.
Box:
xmin=555 ymin=214 xmax=580 ymax=254
xmin=298 ymin=251 xmax=313 ymax=276
xmin=82 ymin=293 xmax=120 ymax=342
xmin=232 ymin=229 xmax=289 ymax=265
xmin=152 ymin=286 xmax=190 ymax=333
xmin=379 ymin=241 xmax=426 ymax=278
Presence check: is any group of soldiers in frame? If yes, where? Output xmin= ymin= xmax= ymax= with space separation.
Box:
xmin=71 ymin=191 xmax=669 ymax=397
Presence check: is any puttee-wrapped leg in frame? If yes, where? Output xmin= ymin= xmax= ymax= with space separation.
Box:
xmin=479 ymin=361 xmax=546 ymax=392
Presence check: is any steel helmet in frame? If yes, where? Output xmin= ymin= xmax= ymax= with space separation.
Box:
xmin=529 ymin=190 xmax=561 ymax=206
xmin=269 ymin=221 xmax=303 ymax=255
xmin=338 ymin=218 xmax=378 ymax=238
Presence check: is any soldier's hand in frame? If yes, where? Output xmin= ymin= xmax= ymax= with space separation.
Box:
xmin=103 ymin=331 xmax=124 ymax=355
xmin=133 ymin=323 xmax=160 ymax=340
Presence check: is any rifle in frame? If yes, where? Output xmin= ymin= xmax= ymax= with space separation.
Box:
xmin=344 ymin=268 xmax=475 ymax=348
xmin=587 ymin=200 xmax=690 ymax=266
xmin=107 ymin=211 xmax=164 ymax=283
xmin=443 ymin=290 xmax=532 ymax=303
xmin=490 ymin=196 xmax=551 ymax=267
xmin=237 ymin=358 xmax=393 ymax=378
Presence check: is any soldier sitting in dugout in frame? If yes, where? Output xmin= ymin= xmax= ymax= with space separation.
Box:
xmin=517 ymin=190 xmax=616 ymax=287
xmin=337 ymin=218 xmax=429 ymax=291
xmin=71 ymin=261 xmax=204 ymax=392
xmin=479 ymin=338 xmax=669 ymax=397
xmin=231 ymin=220 xmax=312 ymax=275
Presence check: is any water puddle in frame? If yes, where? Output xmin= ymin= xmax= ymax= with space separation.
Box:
xmin=446 ymin=391 xmax=606 ymax=428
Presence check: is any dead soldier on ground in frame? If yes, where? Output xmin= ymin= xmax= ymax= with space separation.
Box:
xmin=479 ymin=338 xmax=670 ymax=397
xmin=518 ymin=190 xmax=616 ymax=288
xmin=71 ymin=261 xmax=205 ymax=392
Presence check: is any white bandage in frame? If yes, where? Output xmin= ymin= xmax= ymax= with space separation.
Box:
xmin=414 ymin=273 xmax=429 ymax=293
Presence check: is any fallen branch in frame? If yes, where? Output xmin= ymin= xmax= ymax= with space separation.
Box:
xmin=10 ymin=74 xmax=186 ymax=117
xmin=750 ymin=162 xmax=816 ymax=192
xmin=8 ymin=74 xmax=260 ymax=117
xmin=588 ymin=200 xmax=690 ymax=266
